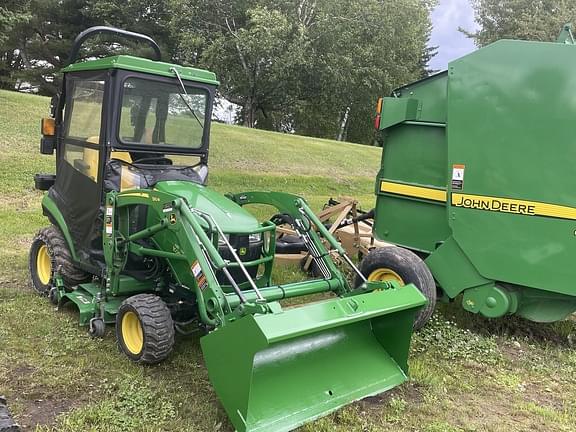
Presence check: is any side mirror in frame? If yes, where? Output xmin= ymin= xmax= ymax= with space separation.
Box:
xmin=40 ymin=137 xmax=56 ymax=155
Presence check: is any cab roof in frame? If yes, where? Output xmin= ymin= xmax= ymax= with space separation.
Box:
xmin=61 ymin=55 xmax=219 ymax=86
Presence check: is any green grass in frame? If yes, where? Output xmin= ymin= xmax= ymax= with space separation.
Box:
xmin=1 ymin=89 xmax=575 ymax=431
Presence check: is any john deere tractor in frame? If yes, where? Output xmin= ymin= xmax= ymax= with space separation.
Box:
xmin=29 ymin=27 xmax=428 ymax=432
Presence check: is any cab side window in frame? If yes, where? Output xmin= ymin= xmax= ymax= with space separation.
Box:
xmin=63 ymin=80 xmax=105 ymax=181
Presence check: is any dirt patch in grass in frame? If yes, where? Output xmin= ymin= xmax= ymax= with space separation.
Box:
xmin=444 ymin=386 xmax=556 ymax=431
xmin=521 ymin=381 xmax=566 ymax=411
xmin=16 ymin=397 xmax=76 ymax=430
xmin=360 ymin=381 xmax=425 ymax=410
xmin=6 ymin=363 xmax=84 ymax=430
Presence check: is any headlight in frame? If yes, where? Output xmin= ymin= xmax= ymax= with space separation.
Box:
xmin=218 ymin=233 xmax=261 ymax=247
xmin=249 ymin=233 xmax=261 ymax=243
xmin=218 ymin=233 xmax=230 ymax=246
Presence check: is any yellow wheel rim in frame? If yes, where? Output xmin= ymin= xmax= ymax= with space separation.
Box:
xmin=36 ymin=244 xmax=52 ymax=285
xmin=122 ymin=311 xmax=144 ymax=355
xmin=368 ymin=268 xmax=405 ymax=286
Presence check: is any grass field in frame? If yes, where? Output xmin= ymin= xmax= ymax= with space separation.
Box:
xmin=0 ymin=89 xmax=575 ymax=432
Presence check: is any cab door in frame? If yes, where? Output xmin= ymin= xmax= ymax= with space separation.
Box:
xmin=50 ymin=71 xmax=109 ymax=263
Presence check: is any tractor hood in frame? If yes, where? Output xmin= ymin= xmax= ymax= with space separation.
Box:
xmin=154 ymin=181 xmax=261 ymax=233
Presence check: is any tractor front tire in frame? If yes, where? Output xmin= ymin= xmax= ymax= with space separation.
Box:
xmin=355 ymin=246 xmax=436 ymax=330
xmin=116 ymin=294 xmax=175 ymax=364
xmin=29 ymin=225 xmax=89 ymax=294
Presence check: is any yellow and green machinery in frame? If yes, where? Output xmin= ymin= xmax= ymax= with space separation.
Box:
xmin=29 ymin=27 xmax=428 ymax=432
xmin=371 ymin=24 xmax=576 ymax=323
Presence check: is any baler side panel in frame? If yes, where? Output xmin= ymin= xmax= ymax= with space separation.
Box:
xmin=374 ymin=72 xmax=451 ymax=253
xmin=447 ymin=40 xmax=576 ymax=297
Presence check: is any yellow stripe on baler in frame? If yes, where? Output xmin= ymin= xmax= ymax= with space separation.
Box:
xmin=380 ymin=181 xmax=576 ymax=220
xmin=452 ymin=193 xmax=576 ymax=220
xmin=380 ymin=181 xmax=447 ymax=202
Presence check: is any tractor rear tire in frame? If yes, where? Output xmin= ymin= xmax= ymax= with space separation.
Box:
xmin=116 ymin=294 xmax=175 ymax=364
xmin=29 ymin=225 xmax=90 ymax=294
xmin=355 ymin=246 xmax=436 ymax=330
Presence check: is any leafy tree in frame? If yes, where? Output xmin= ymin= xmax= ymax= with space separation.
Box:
xmin=0 ymin=0 xmax=436 ymax=144
xmin=0 ymin=0 xmax=173 ymax=95
xmin=202 ymin=6 xmax=307 ymax=128
xmin=170 ymin=0 xmax=308 ymax=128
xmin=467 ymin=0 xmax=576 ymax=47
xmin=171 ymin=0 xmax=435 ymax=142
xmin=0 ymin=2 xmax=31 ymax=89
xmin=294 ymin=0 xmax=436 ymax=143
xmin=0 ymin=0 xmax=98 ymax=94
xmin=84 ymin=0 xmax=175 ymax=58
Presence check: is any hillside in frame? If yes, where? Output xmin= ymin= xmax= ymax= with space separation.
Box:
xmin=0 ymin=89 xmax=575 ymax=432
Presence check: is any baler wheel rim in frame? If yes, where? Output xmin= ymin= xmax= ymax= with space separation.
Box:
xmin=121 ymin=311 xmax=144 ymax=354
xmin=367 ymin=268 xmax=405 ymax=286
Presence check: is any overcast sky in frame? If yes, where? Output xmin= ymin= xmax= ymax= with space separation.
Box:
xmin=429 ymin=0 xmax=479 ymax=71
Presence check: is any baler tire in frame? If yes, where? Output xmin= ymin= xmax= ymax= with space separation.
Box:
xmin=116 ymin=294 xmax=174 ymax=364
xmin=355 ymin=246 xmax=436 ymax=330
xmin=29 ymin=225 xmax=89 ymax=294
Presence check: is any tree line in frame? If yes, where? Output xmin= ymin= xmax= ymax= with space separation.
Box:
xmin=468 ymin=0 xmax=576 ymax=47
xmin=0 ymin=0 xmax=435 ymax=144
xmin=5 ymin=1 xmax=570 ymax=143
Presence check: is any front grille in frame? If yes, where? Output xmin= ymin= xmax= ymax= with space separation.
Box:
xmin=216 ymin=235 xmax=262 ymax=285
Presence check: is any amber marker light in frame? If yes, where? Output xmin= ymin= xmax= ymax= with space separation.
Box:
xmin=374 ymin=97 xmax=383 ymax=129
xmin=41 ymin=118 xmax=56 ymax=136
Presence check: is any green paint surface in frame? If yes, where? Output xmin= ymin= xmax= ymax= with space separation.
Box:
xmin=201 ymin=287 xmax=425 ymax=432
xmin=62 ymin=55 xmax=219 ymax=86
xmin=375 ymin=37 xmax=576 ymax=321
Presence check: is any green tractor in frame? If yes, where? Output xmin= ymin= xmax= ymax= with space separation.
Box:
xmin=29 ymin=27 xmax=429 ymax=432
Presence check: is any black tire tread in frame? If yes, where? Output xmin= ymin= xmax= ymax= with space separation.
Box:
xmin=355 ymin=246 xmax=436 ymax=330
xmin=116 ymin=294 xmax=174 ymax=364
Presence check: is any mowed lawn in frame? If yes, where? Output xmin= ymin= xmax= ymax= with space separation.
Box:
xmin=0 ymin=89 xmax=575 ymax=432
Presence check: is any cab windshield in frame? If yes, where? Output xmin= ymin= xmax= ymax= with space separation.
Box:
xmin=119 ymin=77 xmax=208 ymax=149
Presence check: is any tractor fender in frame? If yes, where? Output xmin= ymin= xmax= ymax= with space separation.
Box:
xmin=41 ymin=194 xmax=78 ymax=261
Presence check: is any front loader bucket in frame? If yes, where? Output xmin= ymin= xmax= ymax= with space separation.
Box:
xmin=201 ymin=285 xmax=426 ymax=432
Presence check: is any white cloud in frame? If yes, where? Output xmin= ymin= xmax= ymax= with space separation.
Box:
xmin=429 ymin=0 xmax=479 ymax=70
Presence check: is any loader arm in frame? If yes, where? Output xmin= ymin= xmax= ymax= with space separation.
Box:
xmin=104 ymin=188 xmax=229 ymax=327
xmin=103 ymin=186 xmax=427 ymax=432
xmin=104 ymin=188 xmax=355 ymax=327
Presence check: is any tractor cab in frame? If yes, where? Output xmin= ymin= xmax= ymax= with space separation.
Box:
xmin=36 ymin=27 xmax=218 ymax=269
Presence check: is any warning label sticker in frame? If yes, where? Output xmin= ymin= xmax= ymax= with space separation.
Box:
xmin=191 ymin=261 xmax=202 ymax=277
xmin=451 ymin=164 xmax=465 ymax=190
xmin=105 ymin=216 xmax=113 ymax=236
xmin=191 ymin=261 xmax=208 ymax=290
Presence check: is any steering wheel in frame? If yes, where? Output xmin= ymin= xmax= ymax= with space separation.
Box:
xmin=133 ymin=156 xmax=173 ymax=165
